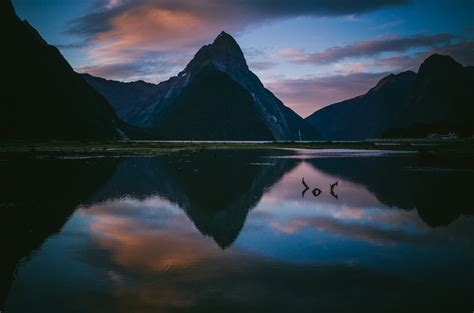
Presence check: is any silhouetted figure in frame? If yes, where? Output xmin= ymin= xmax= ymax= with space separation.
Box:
xmin=302 ymin=177 xmax=309 ymax=197
xmin=312 ymin=188 xmax=322 ymax=197
xmin=330 ymin=181 xmax=339 ymax=200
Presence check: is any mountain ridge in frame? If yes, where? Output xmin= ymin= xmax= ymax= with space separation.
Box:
xmin=305 ymin=70 xmax=417 ymax=140
xmin=84 ymin=31 xmax=318 ymax=141
xmin=1 ymin=0 xmax=121 ymax=141
xmin=80 ymin=73 xmax=162 ymax=126
xmin=306 ymin=54 xmax=473 ymax=140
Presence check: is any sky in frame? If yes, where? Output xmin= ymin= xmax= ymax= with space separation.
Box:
xmin=12 ymin=0 xmax=474 ymax=117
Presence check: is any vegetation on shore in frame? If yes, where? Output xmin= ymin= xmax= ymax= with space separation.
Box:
xmin=1 ymin=139 xmax=473 ymax=159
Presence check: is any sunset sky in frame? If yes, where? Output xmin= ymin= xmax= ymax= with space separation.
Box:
xmin=13 ymin=0 xmax=473 ymax=116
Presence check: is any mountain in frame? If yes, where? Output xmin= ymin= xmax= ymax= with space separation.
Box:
xmin=306 ymin=54 xmax=474 ymax=140
xmin=385 ymin=54 xmax=474 ymax=138
xmin=0 ymin=0 xmax=121 ymax=141
xmin=80 ymin=73 xmax=162 ymax=126
xmin=84 ymin=32 xmax=318 ymax=141
xmin=306 ymin=71 xmax=416 ymax=140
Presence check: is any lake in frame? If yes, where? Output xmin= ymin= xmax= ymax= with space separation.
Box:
xmin=1 ymin=148 xmax=473 ymax=313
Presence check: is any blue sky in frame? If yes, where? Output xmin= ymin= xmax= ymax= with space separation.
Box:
xmin=12 ymin=0 xmax=474 ymax=116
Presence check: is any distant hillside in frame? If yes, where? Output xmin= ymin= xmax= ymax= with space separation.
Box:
xmin=306 ymin=71 xmax=416 ymax=140
xmin=80 ymin=74 xmax=162 ymax=126
xmin=384 ymin=55 xmax=474 ymax=138
xmin=306 ymin=54 xmax=474 ymax=140
xmin=0 ymin=0 xmax=121 ymax=141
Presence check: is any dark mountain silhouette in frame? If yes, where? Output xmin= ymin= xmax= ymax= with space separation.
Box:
xmin=306 ymin=71 xmax=416 ymax=140
xmin=0 ymin=0 xmax=121 ymax=140
xmin=80 ymin=73 xmax=162 ymax=126
xmin=90 ymin=150 xmax=299 ymax=248
xmin=306 ymin=54 xmax=474 ymax=140
xmin=84 ymin=32 xmax=318 ymax=140
xmin=384 ymin=54 xmax=474 ymax=138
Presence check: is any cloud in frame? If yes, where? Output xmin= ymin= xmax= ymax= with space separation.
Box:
xmin=370 ymin=19 xmax=406 ymax=30
xmin=248 ymin=61 xmax=277 ymax=71
xmin=377 ymin=40 xmax=474 ymax=70
xmin=69 ymin=0 xmax=410 ymax=38
xmin=54 ymin=40 xmax=88 ymax=50
xmin=77 ymin=51 xmax=185 ymax=82
xmin=65 ymin=0 xmax=409 ymax=80
xmin=266 ymin=72 xmax=387 ymax=116
xmin=272 ymin=48 xmax=309 ymax=62
xmin=275 ymin=33 xmax=456 ymax=64
xmin=243 ymin=0 xmax=410 ymax=16
xmin=266 ymin=37 xmax=473 ymax=115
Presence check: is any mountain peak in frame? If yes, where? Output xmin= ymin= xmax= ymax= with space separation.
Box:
xmin=1 ymin=0 xmax=18 ymax=22
xmin=371 ymin=71 xmax=416 ymax=92
xmin=213 ymin=31 xmax=237 ymax=45
xmin=182 ymin=31 xmax=248 ymax=75
xmin=423 ymin=53 xmax=458 ymax=65
xmin=0 ymin=0 xmax=14 ymax=12
xmin=373 ymin=73 xmax=395 ymax=90
xmin=216 ymin=31 xmax=233 ymax=39
xmin=418 ymin=53 xmax=463 ymax=77
xmin=2 ymin=0 xmax=120 ymax=140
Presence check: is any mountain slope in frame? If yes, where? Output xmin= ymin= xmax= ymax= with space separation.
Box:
xmin=306 ymin=54 xmax=474 ymax=140
xmin=80 ymin=73 xmax=162 ymax=126
xmin=389 ymin=54 xmax=474 ymax=137
xmin=84 ymin=32 xmax=318 ymax=141
xmin=306 ymin=71 xmax=416 ymax=140
xmin=150 ymin=67 xmax=274 ymax=140
xmin=0 ymin=0 xmax=120 ymax=141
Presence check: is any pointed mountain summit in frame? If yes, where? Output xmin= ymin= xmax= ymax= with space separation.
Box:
xmin=183 ymin=31 xmax=249 ymax=74
xmin=0 ymin=0 xmax=121 ymax=140
xmin=84 ymin=31 xmax=318 ymax=140
xmin=145 ymin=31 xmax=318 ymax=140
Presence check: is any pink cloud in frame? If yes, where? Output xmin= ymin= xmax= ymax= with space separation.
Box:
xmin=377 ymin=40 xmax=474 ymax=71
xmin=66 ymin=0 xmax=409 ymax=80
xmin=277 ymin=33 xmax=456 ymax=64
xmin=266 ymin=72 xmax=387 ymax=117
xmin=273 ymin=48 xmax=309 ymax=62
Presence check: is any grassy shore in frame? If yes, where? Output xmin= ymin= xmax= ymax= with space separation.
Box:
xmin=0 ymin=139 xmax=473 ymax=158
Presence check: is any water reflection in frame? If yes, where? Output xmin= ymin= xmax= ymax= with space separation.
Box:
xmin=2 ymin=149 xmax=474 ymax=312
xmin=308 ymin=156 xmax=473 ymax=226
xmin=0 ymin=158 xmax=116 ymax=307
xmin=91 ymin=149 xmax=299 ymax=248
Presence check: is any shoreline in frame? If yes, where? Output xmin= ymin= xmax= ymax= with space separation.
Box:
xmin=1 ymin=139 xmax=473 ymax=158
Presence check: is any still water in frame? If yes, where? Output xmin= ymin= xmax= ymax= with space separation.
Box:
xmin=1 ymin=149 xmax=473 ymax=313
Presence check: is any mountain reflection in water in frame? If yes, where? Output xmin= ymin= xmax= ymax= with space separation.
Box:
xmin=1 ymin=149 xmax=473 ymax=313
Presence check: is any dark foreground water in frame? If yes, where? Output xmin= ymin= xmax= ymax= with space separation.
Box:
xmin=1 ymin=149 xmax=473 ymax=313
